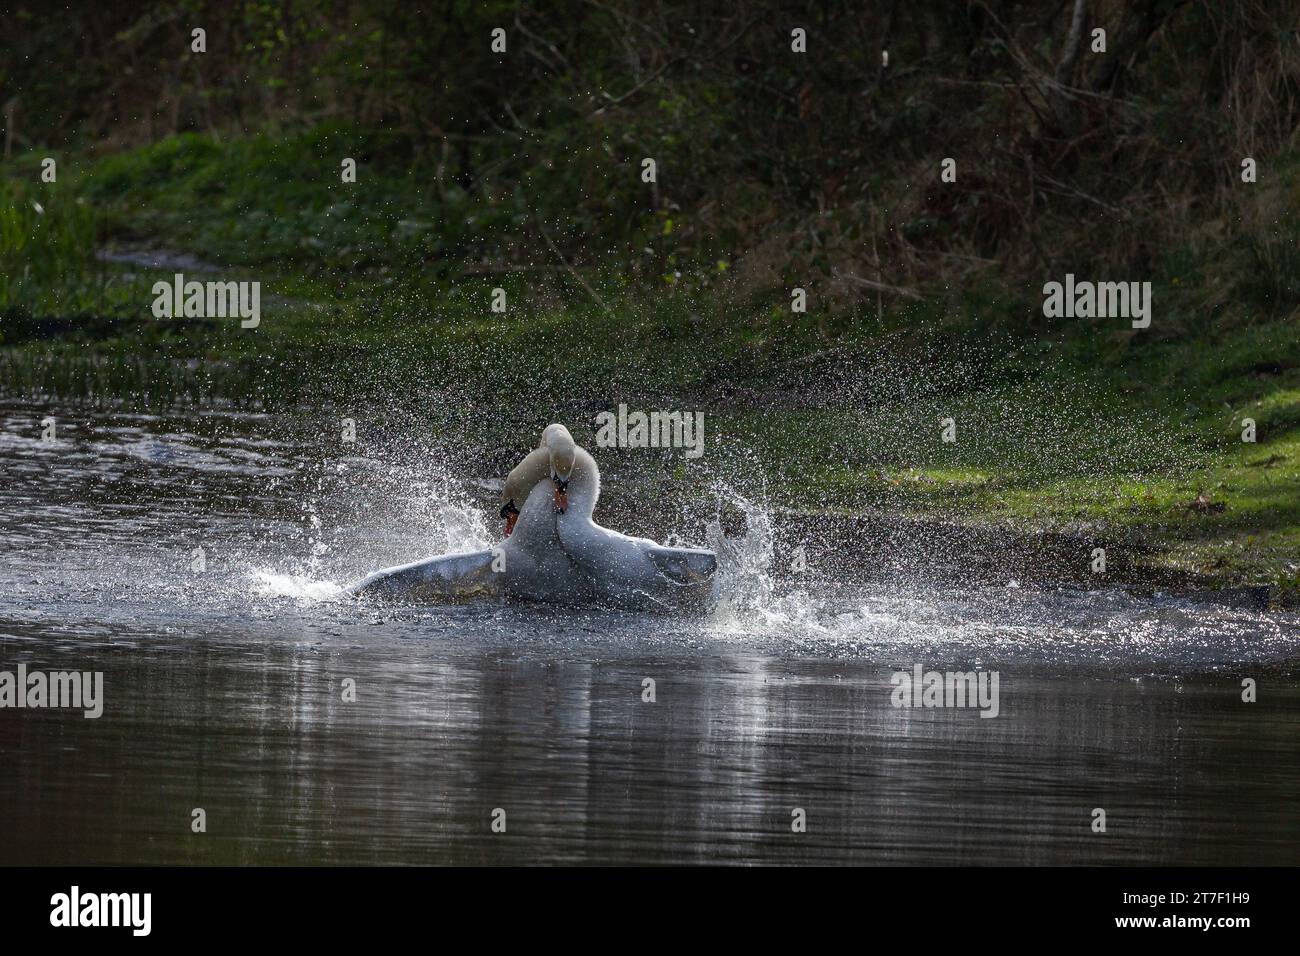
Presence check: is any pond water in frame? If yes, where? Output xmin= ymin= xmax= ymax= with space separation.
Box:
xmin=1 ymin=399 xmax=1297 ymax=864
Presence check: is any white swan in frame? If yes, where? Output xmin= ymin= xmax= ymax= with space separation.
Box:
xmin=348 ymin=424 xmax=715 ymax=609
xmin=543 ymin=424 xmax=717 ymax=610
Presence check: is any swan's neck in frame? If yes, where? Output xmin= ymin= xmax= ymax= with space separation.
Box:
xmin=504 ymin=447 xmax=550 ymax=508
xmin=567 ymin=447 xmax=600 ymax=520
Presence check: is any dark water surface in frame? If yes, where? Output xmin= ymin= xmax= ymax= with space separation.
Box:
xmin=2 ymin=400 xmax=1298 ymax=864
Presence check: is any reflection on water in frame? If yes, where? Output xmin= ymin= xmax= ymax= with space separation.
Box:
xmin=1 ymin=400 xmax=1298 ymax=864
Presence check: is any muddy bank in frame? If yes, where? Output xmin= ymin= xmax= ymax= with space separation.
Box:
xmin=768 ymin=510 xmax=1291 ymax=608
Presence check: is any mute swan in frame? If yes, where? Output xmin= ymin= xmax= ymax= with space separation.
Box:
xmin=541 ymin=425 xmax=717 ymax=610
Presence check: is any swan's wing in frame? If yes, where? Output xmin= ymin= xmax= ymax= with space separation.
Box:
xmin=561 ymin=521 xmax=718 ymax=587
xmin=646 ymin=544 xmax=716 ymax=587
xmin=346 ymin=549 xmax=500 ymax=603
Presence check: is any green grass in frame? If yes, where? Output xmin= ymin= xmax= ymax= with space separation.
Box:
xmin=0 ymin=176 xmax=116 ymax=319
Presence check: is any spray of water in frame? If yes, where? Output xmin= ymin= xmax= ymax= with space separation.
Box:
xmin=704 ymin=487 xmax=827 ymax=636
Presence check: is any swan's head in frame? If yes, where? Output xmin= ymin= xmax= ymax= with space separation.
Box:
xmin=499 ymin=469 xmax=526 ymax=537
xmin=540 ymin=423 xmax=577 ymax=514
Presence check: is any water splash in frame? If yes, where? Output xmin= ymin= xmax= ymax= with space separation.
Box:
xmin=704 ymin=488 xmax=831 ymax=637
xmin=244 ymin=448 xmax=495 ymax=603
xmin=250 ymin=570 xmax=343 ymax=602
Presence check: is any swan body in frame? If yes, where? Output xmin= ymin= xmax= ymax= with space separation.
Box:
xmin=496 ymin=474 xmax=597 ymax=604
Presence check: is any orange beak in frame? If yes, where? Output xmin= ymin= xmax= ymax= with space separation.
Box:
xmin=553 ymin=486 xmax=568 ymax=514
xmin=504 ymin=512 xmax=518 ymax=537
